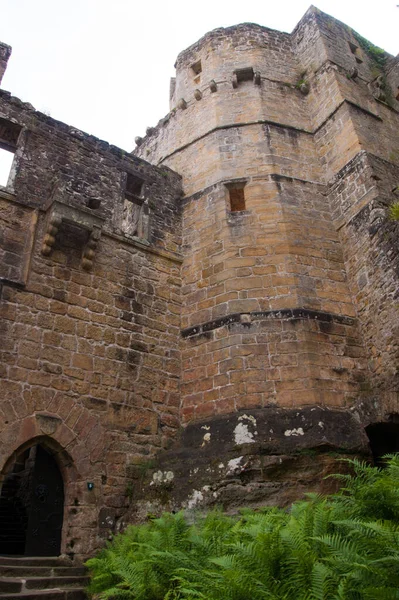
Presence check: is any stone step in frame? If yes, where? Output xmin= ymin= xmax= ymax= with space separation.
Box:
xmin=0 ymin=565 xmax=87 ymax=578
xmin=0 ymin=556 xmax=88 ymax=599
xmin=0 ymin=590 xmax=86 ymax=600
xmin=0 ymin=576 xmax=89 ymax=592
xmin=0 ymin=556 xmax=72 ymax=567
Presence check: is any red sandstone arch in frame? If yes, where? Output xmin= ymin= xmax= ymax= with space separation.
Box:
xmin=0 ymin=411 xmax=107 ymax=558
xmin=0 ymin=411 xmax=106 ymax=475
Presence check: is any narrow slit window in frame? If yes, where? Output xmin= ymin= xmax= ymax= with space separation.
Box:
xmin=122 ymin=173 xmax=145 ymax=237
xmin=191 ymin=60 xmax=202 ymax=85
xmin=396 ymin=87 xmax=399 ymax=102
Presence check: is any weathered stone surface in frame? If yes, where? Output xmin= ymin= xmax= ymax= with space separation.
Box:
xmin=125 ymin=407 xmax=369 ymax=516
xmin=0 ymin=5 xmax=398 ymax=559
xmin=0 ymin=42 xmax=11 ymax=85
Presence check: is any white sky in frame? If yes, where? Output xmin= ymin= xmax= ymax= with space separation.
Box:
xmin=0 ymin=0 xmax=398 ymax=154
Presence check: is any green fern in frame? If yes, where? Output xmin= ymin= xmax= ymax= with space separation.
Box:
xmin=86 ymin=455 xmax=399 ymax=600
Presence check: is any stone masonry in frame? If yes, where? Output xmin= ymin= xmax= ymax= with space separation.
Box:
xmin=0 ymin=6 xmax=398 ymax=560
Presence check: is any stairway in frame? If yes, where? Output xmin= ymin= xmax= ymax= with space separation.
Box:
xmin=0 ymin=556 xmax=88 ymax=599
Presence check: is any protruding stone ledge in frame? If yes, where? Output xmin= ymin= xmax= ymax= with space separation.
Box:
xmin=128 ymin=406 xmax=371 ymax=516
xmin=181 ymin=308 xmax=356 ymax=338
xmin=41 ymin=199 xmax=105 ymax=271
xmin=176 ymin=406 xmax=369 ymax=455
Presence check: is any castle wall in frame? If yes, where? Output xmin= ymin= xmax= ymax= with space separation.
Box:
xmin=135 ymin=14 xmax=372 ymax=426
xmin=0 ymin=5 xmax=398 ymax=548
xmin=0 ymin=90 xmax=182 ymax=558
xmin=329 ymin=152 xmax=399 ymax=415
xmin=131 ymin=7 xmax=398 ymax=515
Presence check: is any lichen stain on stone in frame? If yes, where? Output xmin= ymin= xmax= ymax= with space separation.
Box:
xmin=234 ymin=414 xmax=258 ymax=444
xmin=284 ymin=427 xmax=305 ymax=437
xmin=200 ymin=425 xmax=212 ymax=447
xmin=186 ymin=489 xmax=204 ymax=509
xmin=239 ymin=414 xmax=257 ymax=426
xmin=150 ymin=470 xmax=175 ymax=486
xmin=186 ymin=485 xmax=213 ymax=509
xmin=227 ymin=456 xmax=243 ymax=474
xmin=201 ymin=432 xmax=211 ymax=446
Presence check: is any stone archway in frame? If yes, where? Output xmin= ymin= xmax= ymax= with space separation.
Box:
xmin=0 ymin=411 xmax=107 ymax=559
xmin=0 ymin=441 xmax=65 ymax=556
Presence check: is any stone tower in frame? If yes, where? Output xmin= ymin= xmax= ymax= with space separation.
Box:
xmin=0 ymin=6 xmax=398 ymax=559
xmin=133 ymin=7 xmax=399 ymax=508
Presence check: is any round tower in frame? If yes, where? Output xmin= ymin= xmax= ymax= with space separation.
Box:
xmin=134 ymin=23 xmax=368 ymax=440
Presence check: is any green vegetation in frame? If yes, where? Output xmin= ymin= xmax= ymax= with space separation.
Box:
xmin=352 ymin=32 xmax=387 ymax=72
xmin=87 ymin=455 xmax=399 ymax=599
xmin=390 ymin=200 xmax=399 ymax=221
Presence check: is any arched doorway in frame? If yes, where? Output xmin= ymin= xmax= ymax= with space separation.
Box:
xmin=0 ymin=443 xmax=64 ymax=556
xmin=366 ymin=421 xmax=399 ymax=466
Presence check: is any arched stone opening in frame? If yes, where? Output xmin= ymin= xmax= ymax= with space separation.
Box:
xmin=0 ymin=436 xmax=75 ymax=556
xmin=366 ymin=419 xmax=399 ymax=466
xmin=0 ymin=412 xmax=107 ymax=560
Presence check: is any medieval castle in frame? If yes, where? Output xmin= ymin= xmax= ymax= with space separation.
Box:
xmin=0 ymin=5 xmax=398 ymax=567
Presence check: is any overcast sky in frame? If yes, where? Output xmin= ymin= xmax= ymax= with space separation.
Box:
xmin=0 ymin=0 xmax=398 ymax=153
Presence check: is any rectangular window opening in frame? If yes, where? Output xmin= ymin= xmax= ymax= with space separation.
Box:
xmin=0 ymin=117 xmax=21 ymax=188
xmin=125 ymin=172 xmax=144 ymax=203
xmin=348 ymin=41 xmax=358 ymax=55
xmin=122 ymin=172 xmax=145 ymax=238
xmin=228 ymin=185 xmax=246 ymax=212
xmin=0 ymin=147 xmax=15 ymax=187
xmin=191 ymin=60 xmax=202 ymax=76
xmin=235 ymin=67 xmax=254 ymax=84
xmin=348 ymin=42 xmax=363 ymax=64
xmin=396 ymin=87 xmax=399 ymax=101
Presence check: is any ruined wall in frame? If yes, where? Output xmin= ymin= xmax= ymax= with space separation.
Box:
xmin=329 ymin=153 xmax=399 ymax=415
xmin=0 ymin=89 xmax=182 ymax=558
xmin=0 ymin=43 xmax=11 ymax=86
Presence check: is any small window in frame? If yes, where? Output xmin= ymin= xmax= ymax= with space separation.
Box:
xmin=0 ymin=117 xmax=21 ymax=187
xmin=191 ymin=60 xmax=202 ymax=85
xmin=396 ymin=87 xmax=399 ymax=102
xmin=348 ymin=41 xmax=363 ymax=64
xmin=234 ymin=67 xmax=254 ymax=84
xmin=191 ymin=60 xmax=202 ymax=76
xmin=122 ymin=173 xmax=145 ymax=237
xmin=348 ymin=41 xmax=358 ymax=54
xmin=125 ymin=173 xmax=144 ymax=203
xmin=226 ymin=182 xmax=246 ymax=212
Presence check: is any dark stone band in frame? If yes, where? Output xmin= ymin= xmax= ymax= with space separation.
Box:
xmin=181 ymin=308 xmax=356 ymax=338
